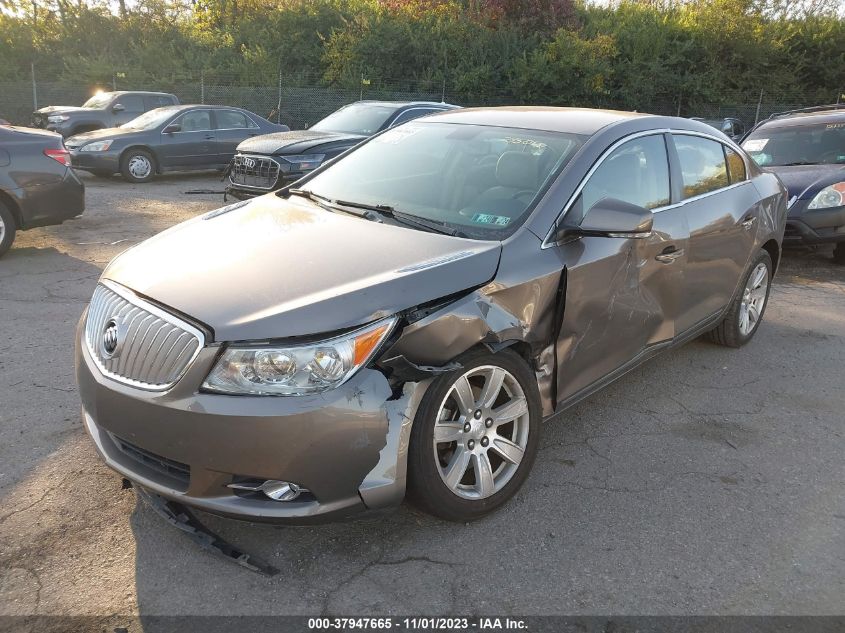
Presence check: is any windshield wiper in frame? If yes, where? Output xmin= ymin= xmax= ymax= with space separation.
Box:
xmin=287 ymin=188 xmax=377 ymax=220
xmin=288 ymin=189 xmax=467 ymax=237
xmin=776 ymin=161 xmax=819 ymax=166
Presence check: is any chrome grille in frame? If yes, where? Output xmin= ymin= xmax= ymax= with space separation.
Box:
xmin=85 ymin=281 xmax=204 ymax=390
xmin=229 ymin=154 xmax=280 ymax=190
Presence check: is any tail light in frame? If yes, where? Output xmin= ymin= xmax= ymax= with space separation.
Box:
xmin=43 ymin=148 xmax=71 ymax=167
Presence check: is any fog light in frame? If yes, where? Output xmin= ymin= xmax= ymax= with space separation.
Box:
xmin=227 ymin=479 xmax=307 ymax=501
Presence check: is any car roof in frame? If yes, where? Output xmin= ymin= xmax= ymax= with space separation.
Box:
xmin=756 ymin=107 xmax=845 ymax=130
xmin=422 ymin=106 xmax=652 ymax=135
xmin=352 ymin=100 xmax=460 ymax=109
xmin=110 ymin=90 xmax=176 ymax=97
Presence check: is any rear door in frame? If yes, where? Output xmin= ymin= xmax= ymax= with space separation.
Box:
xmin=555 ymin=133 xmax=689 ymax=403
xmin=669 ymin=134 xmax=758 ymax=334
xmin=158 ymin=109 xmax=217 ymax=169
xmin=212 ymin=109 xmax=261 ymax=164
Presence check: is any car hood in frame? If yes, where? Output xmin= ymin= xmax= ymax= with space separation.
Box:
xmin=102 ymin=195 xmax=502 ymax=341
xmin=34 ymin=106 xmax=92 ymax=116
xmin=66 ymin=126 xmax=141 ymax=147
xmin=764 ymin=164 xmax=845 ymax=201
xmin=236 ymin=129 xmax=363 ymax=155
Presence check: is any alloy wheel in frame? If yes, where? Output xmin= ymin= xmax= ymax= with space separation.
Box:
xmin=0 ymin=213 xmax=5 ymax=244
xmin=739 ymin=261 xmax=769 ymax=336
xmin=432 ymin=365 xmax=530 ymax=500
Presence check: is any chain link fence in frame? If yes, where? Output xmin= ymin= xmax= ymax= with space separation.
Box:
xmin=1 ymin=69 xmax=841 ymax=130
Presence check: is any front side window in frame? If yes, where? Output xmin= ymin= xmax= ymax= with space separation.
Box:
xmin=742 ymin=121 xmax=845 ymax=166
xmin=301 ymin=122 xmax=584 ymax=239
xmin=674 ymin=135 xmax=729 ymax=199
xmin=572 ymin=134 xmax=670 ymax=222
xmin=176 ymin=110 xmax=212 ymax=132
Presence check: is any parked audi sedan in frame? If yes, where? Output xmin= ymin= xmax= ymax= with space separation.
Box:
xmin=65 ymin=105 xmax=287 ymax=182
xmin=0 ymin=125 xmax=84 ymax=257
xmin=741 ymin=105 xmax=845 ymax=263
xmin=76 ymin=108 xmax=785 ymax=524
xmin=226 ymin=100 xmax=458 ymax=199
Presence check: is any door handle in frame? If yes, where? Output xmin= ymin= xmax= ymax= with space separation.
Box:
xmin=204 ymin=135 xmax=215 ymax=140
xmin=741 ymin=217 xmax=756 ymax=229
xmin=655 ymin=246 xmax=684 ymax=263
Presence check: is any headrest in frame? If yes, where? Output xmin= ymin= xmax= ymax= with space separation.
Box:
xmin=496 ymin=151 xmax=540 ymax=190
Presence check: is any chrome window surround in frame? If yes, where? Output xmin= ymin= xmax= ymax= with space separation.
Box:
xmin=389 ymin=107 xmax=447 ymax=128
xmin=84 ymin=279 xmax=206 ymax=392
xmin=542 ymin=128 xmax=752 ymax=248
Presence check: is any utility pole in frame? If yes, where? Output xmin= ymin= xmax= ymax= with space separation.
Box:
xmin=754 ymin=88 xmax=764 ymax=125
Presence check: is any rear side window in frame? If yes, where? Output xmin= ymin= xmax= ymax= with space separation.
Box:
xmin=144 ymin=95 xmax=175 ymax=110
xmin=673 ymin=135 xmax=729 ymax=199
xmin=114 ymin=95 xmax=144 ymax=113
xmin=215 ymin=110 xmax=256 ymax=129
xmin=725 ymin=146 xmax=747 ymax=183
xmin=576 ymin=134 xmax=671 ymax=217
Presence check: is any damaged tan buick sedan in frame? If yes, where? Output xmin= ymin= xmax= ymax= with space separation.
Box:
xmin=76 ymin=108 xmax=786 ymax=523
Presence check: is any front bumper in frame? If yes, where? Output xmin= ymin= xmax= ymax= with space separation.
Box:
xmin=784 ymin=202 xmax=845 ymax=245
xmin=68 ymin=149 xmax=121 ymax=174
xmin=75 ymin=314 xmax=428 ymax=524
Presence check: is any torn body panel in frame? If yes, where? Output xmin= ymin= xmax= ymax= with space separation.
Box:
xmin=380 ymin=231 xmax=565 ymax=417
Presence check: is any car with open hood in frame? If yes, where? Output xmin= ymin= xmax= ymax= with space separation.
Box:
xmin=76 ymin=107 xmax=785 ymax=524
xmin=741 ymin=105 xmax=845 ymax=262
xmin=225 ymin=100 xmax=459 ymax=199
xmin=65 ymin=104 xmax=287 ymax=182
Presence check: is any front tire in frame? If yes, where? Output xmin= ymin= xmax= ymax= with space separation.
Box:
xmin=407 ymin=349 xmax=542 ymax=522
xmin=0 ymin=201 xmax=17 ymax=258
xmin=706 ymin=250 xmax=772 ymax=348
xmin=120 ymin=149 xmax=155 ymax=183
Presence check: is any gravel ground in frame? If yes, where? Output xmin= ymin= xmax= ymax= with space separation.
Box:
xmin=0 ymin=172 xmax=843 ymax=619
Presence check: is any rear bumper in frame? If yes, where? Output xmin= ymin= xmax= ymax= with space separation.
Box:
xmin=15 ymin=167 xmax=85 ymax=229
xmin=75 ymin=314 xmax=428 ymax=524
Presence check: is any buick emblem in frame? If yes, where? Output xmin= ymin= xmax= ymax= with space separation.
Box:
xmin=102 ymin=319 xmax=120 ymax=358
xmin=242 ymin=157 xmax=256 ymax=168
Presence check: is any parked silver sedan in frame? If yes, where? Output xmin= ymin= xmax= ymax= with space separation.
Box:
xmin=76 ymin=107 xmax=786 ymax=523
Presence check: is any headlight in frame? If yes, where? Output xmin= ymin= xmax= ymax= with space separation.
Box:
xmin=80 ymin=140 xmax=113 ymax=152
xmin=202 ymin=316 xmax=397 ymax=396
xmin=47 ymin=114 xmax=69 ymax=123
xmin=807 ymin=183 xmax=845 ymax=209
xmin=278 ymin=154 xmax=325 ymax=172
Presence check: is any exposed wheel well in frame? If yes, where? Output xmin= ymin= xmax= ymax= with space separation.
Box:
xmin=761 ymin=239 xmax=780 ymax=273
xmin=120 ymin=146 xmax=159 ymax=174
xmin=0 ymin=189 xmax=23 ymax=229
xmin=70 ymin=124 xmax=102 ymax=135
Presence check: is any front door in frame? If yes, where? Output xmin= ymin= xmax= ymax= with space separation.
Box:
xmin=669 ymin=134 xmax=757 ymax=333
xmin=158 ymin=110 xmax=218 ymax=169
xmin=555 ymin=133 xmax=688 ymax=404
xmin=212 ymin=109 xmax=261 ymax=164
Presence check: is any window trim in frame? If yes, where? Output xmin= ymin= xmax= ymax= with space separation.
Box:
xmin=542 ymin=128 xmax=753 ymax=248
xmin=387 ymin=107 xmax=446 ymax=129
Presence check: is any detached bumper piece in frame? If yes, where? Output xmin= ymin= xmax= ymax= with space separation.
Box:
xmin=135 ymin=485 xmax=279 ymax=577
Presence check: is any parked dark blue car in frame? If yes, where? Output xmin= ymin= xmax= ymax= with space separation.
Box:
xmin=741 ymin=105 xmax=845 ymax=263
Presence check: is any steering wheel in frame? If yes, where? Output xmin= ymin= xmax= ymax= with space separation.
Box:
xmin=818 ymin=150 xmax=844 ymax=164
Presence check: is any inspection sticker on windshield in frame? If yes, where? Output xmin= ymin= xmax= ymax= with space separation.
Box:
xmin=472 ymin=213 xmax=511 ymax=226
xmin=377 ymin=125 xmax=421 ymax=145
xmin=743 ymin=138 xmax=768 ymax=152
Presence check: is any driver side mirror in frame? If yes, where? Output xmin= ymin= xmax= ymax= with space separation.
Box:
xmin=112 ymin=103 xmax=125 ymax=112
xmin=555 ymin=197 xmax=654 ymax=241
xmin=162 ymin=123 xmax=181 ymax=134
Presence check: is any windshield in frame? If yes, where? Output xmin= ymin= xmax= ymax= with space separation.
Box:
xmin=82 ymin=93 xmax=115 ymax=109
xmin=742 ymin=122 xmax=845 ymax=166
xmin=310 ymin=103 xmax=398 ymax=135
xmin=301 ymin=122 xmax=584 ymax=239
xmin=121 ymin=107 xmax=180 ymax=130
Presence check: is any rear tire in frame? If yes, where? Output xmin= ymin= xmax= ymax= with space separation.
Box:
xmin=120 ymin=149 xmax=155 ymax=183
xmin=705 ymin=250 xmax=772 ymax=348
xmin=833 ymin=243 xmax=845 ymax=265
xmin=406 ymin=348 xmax=541 ymax=522
xmin=0 ymin=201 xmax=17 ymax=258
